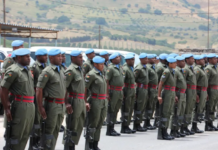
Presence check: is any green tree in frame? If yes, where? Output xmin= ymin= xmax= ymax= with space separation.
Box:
xmin=82 ymin=43 xmax=87 ymax=48
xmin=154 ymin=9 xmax=162 ymax=15
xmin=127 ymin=4 xmax=131 ymax=8
xmin=120 ymin=8 xmax=128 ymax=14
xmin=135 ymin=4 xmax=138 ymax=7
xmin=57 ymin=15 xmax=70 ymax=23
xmin=95 ymin=17 xmax=107 ymax=25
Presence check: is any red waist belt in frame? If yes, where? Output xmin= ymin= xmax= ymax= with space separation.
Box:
xmin=164 ymin=85 xmax=176 ymax=91
xmin=137 ymin=83 xmax=148 ymax=89
xmin=148 ymin=83 xmax=157 ymax=89
xmin=197 ymin=86 xmax=207 ymax=91
xmin=69 ymin=92 xmax=85 ymax=99
xmin=91 ymin=93 xmax=107 ymax=100
xmin=208 ymin=85 xmax=218 ymax=90
xmin=124 ymin=83 xmax=135 ymax=89
xmin=45 ymin=98 xmax=65 ymax=104
xmin=187 ymin=84 xmax=196 ymax=90
xmin=175 ymin=88 xmax=186 ymax=93
xmin=15 ymin=95 xmax=34 ymax=103
xmin=110 ymin=85 xmax=123 ymax=91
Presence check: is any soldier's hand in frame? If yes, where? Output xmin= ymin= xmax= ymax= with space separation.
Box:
xmin=5 ymin=108 xmax=12 ymax=122
xmin=175 ymin=96 xmax=178 ymax=103
xmin=66 ymin=104 xmax=73 ymax=114
xmin=39 ymin=107 xmax=47 ymax=119
xmin=158 ymin=97 xmax=163 ymax=104
xmin=196 ymin=95 xmax=200 ymax=103
xmin=86 ymin=103 xmax=90 ymax=112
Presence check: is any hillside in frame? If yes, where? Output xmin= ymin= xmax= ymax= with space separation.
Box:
xmin=1 ymin=0 xmax=218 ymax=53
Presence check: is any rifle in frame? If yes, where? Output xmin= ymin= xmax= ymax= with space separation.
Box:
xmin=171 ymin=103 xmax=180 ymax=137
xmin=205 ymin=101 xmax=212 ymax=122
xmin=84 ymin=112 xmax=96 ymax=150
xmin=4 ymin=121 xmax=12 ymax=150
xmin=38 ymin=120 xmax=46 ymax=150
xmin=64 ymin=99 xmax=77 ymax=150
xmin=157 ymin=102 xmax=163 ymax=140
xmin=133 ymin=88 xmax=140 ymax=123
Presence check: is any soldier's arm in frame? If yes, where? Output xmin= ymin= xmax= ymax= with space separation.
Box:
xmin=1 ymin=69 xmax=17 ymax=121
xmin=83 ymin=63 xmax=90 ymax=77
xmin=156 ymin=67 xmax=163 ymax=82
xmin=2 ymin=58 xmax=13 ymax=75
xmin=205 ymin=68 xmax=211 ymax=83
xmin=158 ymin=71 xmax=169 ymax=102
xmin=36 ymin=71 xmax=50 ymax=119
xmin=134 ymin=68 xmax=141 ymax=81
xmin=194 ymin=68 xmax=200 ymax=81
xmin=84 ymin=73 xmax=94 ymax=111
xmin=105 ymin=68 xmax=113 ymax=99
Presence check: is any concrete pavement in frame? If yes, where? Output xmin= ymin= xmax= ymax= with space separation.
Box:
xmin=0 ymin=116 xmax=218 ymax=150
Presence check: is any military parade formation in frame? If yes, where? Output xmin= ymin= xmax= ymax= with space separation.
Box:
xmin=1 ymin=40 xmax=218 ymax=150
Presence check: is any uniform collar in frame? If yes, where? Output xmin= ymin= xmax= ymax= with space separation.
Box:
xmin=61 ymin=63 xmax=66 ymax=67
xmin=159 ymin=62 xmax=167 ymax=67
xmin=36 ymin=60 xmax=45 ymax=68
xmin=17 ymin=63 xmax=28 ymax=70
xmin=112 ymin=63 xmax=119 ymax=69
xmin=51 ymin=64 xmax=60 ymax=72
xmin=169 ymin=67 xmax=175 ymax=74
xmin=140 ymin=63 xmax=146 ymax=68
xmin=94 ymin=67 xmax=103 ymax=75
xmin=72 ymin=62 xmax=82 ymax=70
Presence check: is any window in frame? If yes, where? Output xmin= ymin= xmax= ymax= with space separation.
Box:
xmin=0 ymin=52 xmax=6 ymax=60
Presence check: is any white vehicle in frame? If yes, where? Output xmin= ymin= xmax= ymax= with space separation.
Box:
xmin=0 ymin=47 xmax=35 ymax=68
xmin=30 ymin=47 xmax=140 ymax=67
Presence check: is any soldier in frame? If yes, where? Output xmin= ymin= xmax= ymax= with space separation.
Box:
xmin=60 ymin=50 xmax=67 ymax=132
xmin=191 ymin=55 xmax=207 ymax=133
xmin=1 ymin=48 xmax=35 ymax=149
xmin=105 ymin=52 xmax=124 ymax=136
xmin=183 ymin=54 xmax=196 ymax=135
xmin=204 ymin=53 xmax=218 ymax=131
xmin=173 ymin=56 xmax=186 ymax=137
xmin=36 ymin=49 xmax=72 ymax=150
xmin=121 ymin=53 xmax=136 ymax=134
xmin=99 ymin=51 xmax=109 ymax=75
xmin=201 ymin=54 xmax=208 ymax=67
xmin=64 ymin=50 xmax=87 ymax=149
xmin=155 ymin=56 xmax=160 ymax=64
xmin=154 ymin=53 xmax=168 ymax=127
xmin=157 ymin=57 xmax=177 ymax=140
xmin=61 ymin=50 xmax=67 ymax=70
xmin=83 ymin=49 xmax=95 ymax=76
xmin=133 ymin=53 xmax=148 ymax=132
xmin=145 ymin=54 xmax=158 ymax=130
xmin=29 ymin=48 xmax=48 ymax=148
xmin=2 ymin=40 xmax=24 ymax=75
xmin=84 ymin=56 xmax=107 ymax=150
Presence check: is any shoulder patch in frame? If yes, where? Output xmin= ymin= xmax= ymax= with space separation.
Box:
xmin=68 ymin=73 xmax=71 ymax=76
xmin=44 ymin=74 xmax=48 ymax=78
xmin=8 ymin=73 xmax=12 ymax=77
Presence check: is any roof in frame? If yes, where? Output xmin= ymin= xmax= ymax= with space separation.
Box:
xmin=0 ymin=22 xmax=60 ymax=39
xmin=0 ymin=22 xmax=60 ymax=32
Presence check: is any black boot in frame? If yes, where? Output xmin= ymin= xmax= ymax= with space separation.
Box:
xmin=120 ymin=124 xmax=132 ymax=134
xmin=180 ymin=125 xmax=187 ymax=136
xmin=111 ymin=124 xmax=120 ymax=136
xmin=89 ymin=142 xmax=94 ymax=150
xmin=134 ymin=123 xmax=147 ymax=132
xmin=143 ymin=120 xmax=147 ymax=130
xmin=126 ymin=126 xmax=136 ymax=133
xmin=162 ymin=128 xmax=173 ymax=140
xmin=106 ymin=125 xmax=117 ymax=136
xmin=184 ymin=126 xmax=195 ymax=135
xmin=191 ymin=122 xmax=204 ymax=133
xmin=93 ymin=141 xmax=101 ymax=150
xmin=69 ymin=143 xmax=75 ymax=150
xmin=205 ymin=121 xmax=215 ymax=131
xmin=170 ymin=130 xmax=180 ymax=138
xmin=59 ymin=125 xmax=65 ymax=132
xmin=211 ymin=121 xmax=218 ymax=131
xmin=178 ymin=129 xmax=185 ymax=137
xmin=147 ymin=119 xmax=156 ymax=130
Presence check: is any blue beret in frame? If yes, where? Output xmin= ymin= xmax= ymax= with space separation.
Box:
xmin=159 ymin=54 xmax=168 ymax=60
xmin=11 ymin=51 xmax=16 ymax=58
xmin=194 ymin=55 xmax=204 ymax=60
xmin=156 ymin=57 xmax=159 ymax=60
xmin=167 ymin=57 xmax=177 ymax=63
xmin=147 ymin=54 xmax=156 ymax=59
xmin=48 ymin=48 xmax=61 ymax=56
xmin=216 ymin=55 xmax=218 ymax=58
xmin=93 ymin=56 xmax=105 ymax=64
xmin=11 ymin=40 xmax=24 ymax=47
xmin=184 ymin=54 xmax=193 ymax=58
xmin=85 ymin=49 xmax=94 ymax=55
xmin=14 ymin=48 xmax=30 ymax=56
xmin=201 ymin=54 xmax=207 ymax=58
xmin=207 ymin=53 xmax=216 ymax=58
xmin=127 ymin=52 xmax=135 ymax=56
xmin=139 ymin=53 xmax=147 ymax=59
xmin=175 ymin=56 xmax=185 ymax=61
xmin=154 ymin=54 xmax=157 ymax=57
xmin=115 ymin=52 xmax=121 ymax=56
xmin=168 ymin=53 xmax=179 ymax=58
xmin=109 ymin=53 xmax=119 ymax=60
xmin=61 ymin=51 xmax=65 ymax=55
xmin=70 ymin=50 xmax=82 ymax=56
xmin=100 ymin=51 xmax=108 ymax=56
xmin=35 ymin=49 xmax=48 ymax=56
xmin=125 ymin=54 xmax=134 ymax=60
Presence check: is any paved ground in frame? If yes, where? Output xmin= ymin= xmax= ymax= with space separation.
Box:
xmin=0 ymin=115 xmax=218 ymax=150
